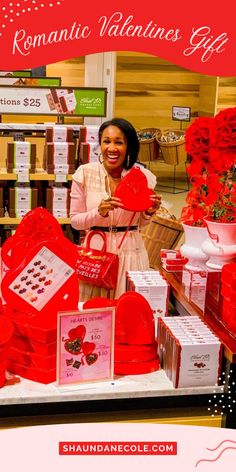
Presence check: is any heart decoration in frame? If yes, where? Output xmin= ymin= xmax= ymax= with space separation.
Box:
xmin=86 ymin=353 xmax=98 ymax=365
xmin=64 ymin=338 xmax=83 ymax=355
xmin=64 ymin=324 xmax=86 ymax=355
xmin=82 ymin=341 xmax=98 ymax=366
xmin=114 ymin=167 xmax=155 ymax=212
xmin=82 ymin=341 xmax=96 ymax=356
xmin=68 ymin=325 xmax=86 ymax=341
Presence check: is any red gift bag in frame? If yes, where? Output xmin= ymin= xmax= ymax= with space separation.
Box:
xmin=76 ymin=230 xmax=119 ymax=290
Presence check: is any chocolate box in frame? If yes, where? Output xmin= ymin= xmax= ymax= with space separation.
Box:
xmin=43 ymin=142 xmax=76 ymax=169
xmin=79 ymin=142 xmax=100 ymax=164
xmin=7 ymin=142 xmax=37 ymax=169
xmin=45 ymin=126 xmax=75 ymax=143
xmin=7 ymin=359 xmax=56 ymax=384
xmin=78 ymin=125 xmax=99 ymax=144
xmin=12 ymin=334 xmax=57 ymax=356
xmin=158 ymin=316 xmax=222 ymax=388
xmin=46 ymin=187 xmax=70 ymax=217
xmin=8 ymin=187 xmax=38 ymax=218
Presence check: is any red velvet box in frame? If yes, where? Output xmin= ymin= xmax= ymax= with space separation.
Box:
xmin=7 ymin=360 xmax=56 ymax=384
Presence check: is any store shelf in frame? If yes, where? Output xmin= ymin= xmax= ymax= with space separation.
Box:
xmin=0 ymin=216 xmax=70 ymax=225
xmin=0 ymin=169 xmax=72 ymax=181
xmin=0 ymin=369 xmax=224 ymax=407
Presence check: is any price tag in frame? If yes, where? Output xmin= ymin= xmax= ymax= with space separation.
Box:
xmin=55 ymin=173 xmax=67 ymax=183
xmin=16 ymin=171 xmax=29 ymax=182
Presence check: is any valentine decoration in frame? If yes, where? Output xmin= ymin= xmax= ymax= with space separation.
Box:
xmin=114 ymin=166 xmax=155 ymax=212
xmin=76 ymin=230 xmax=119 ymax=290
xmin=1 ymin=208 xmax=79 ymax=384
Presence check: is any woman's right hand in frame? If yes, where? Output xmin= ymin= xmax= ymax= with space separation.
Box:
xmin=98 ymin=196 xmax=124 ymax=217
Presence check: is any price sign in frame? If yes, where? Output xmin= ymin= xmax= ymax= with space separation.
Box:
xmin=16 ymin=171 xmax=29 ymax=182
xmin=0 ymin=85 xmax=107 ymax=116
xmin=57 ymin=307 xmax=115 ymax=386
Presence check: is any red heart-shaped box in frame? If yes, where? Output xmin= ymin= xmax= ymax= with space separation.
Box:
xmin=82 ymin=341 xmax=96 ymax=356
xmin=11 ymin=334 xmax=57 ymax=356
xmin=114 ymin=167 xmax=155 ymax=212
xmin=7 ymin=359 xmax=56 ymax=384
xmin=115 ymin=291 xmax=156 ymax=345
xmin=83 ymin=297 xmax=117 ymax=309
xmin=68 ymin=325 xmax=86 ymax=341
xmin=8 ymin=346 xmax=56 ymax=370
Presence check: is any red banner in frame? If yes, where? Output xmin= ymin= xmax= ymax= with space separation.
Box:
xmin=59 ymin=441 xmax=178 ymax=455
xmin=0 ymin=0 xmax=235 ymax=76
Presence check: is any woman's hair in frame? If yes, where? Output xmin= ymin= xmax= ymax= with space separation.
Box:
xmin=98 ymin=117 xmax=140 ymax=169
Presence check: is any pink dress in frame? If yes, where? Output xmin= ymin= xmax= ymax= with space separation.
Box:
xmin=70 ymin=162 xmax=156 ymax=301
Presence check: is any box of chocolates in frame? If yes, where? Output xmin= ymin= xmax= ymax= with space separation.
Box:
xmin=78 ymin=125 xmax=100 ymax=144
xmin=182 ymin=267 xmax=208 ymax=311
xmin=45 ymin=126 xmax=75 ymax=143
xmin=43 ymin=142 xmax=75 ymax=166
xmin=157 ymin=316 xmax=222 ymax=388
xmin=161 ymin=249 xmax=188 ymax=272
xmin=46 ymin=187 xmax=70 ymax=218
xmin=8 ymin=187 xmax=38 ymax=218
xmin=126 ymin=270 xmax=170 ymax=336
xmin=79 ymin=142 xmax=100 ymax=164
xmin=7 ymin=142 xmax=36 ymax=173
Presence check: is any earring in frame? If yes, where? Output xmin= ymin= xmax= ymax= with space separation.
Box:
xmin=99 ymin=153 xmax=104 ymax=164
xmin=127 ymin=155 xmax=130 ymax=167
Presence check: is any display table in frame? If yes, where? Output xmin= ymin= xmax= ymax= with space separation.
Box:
xmin=0 ymin=369 xmax=224 ymax=427
xmin=0 ymin=268 xmax=234 ymax=428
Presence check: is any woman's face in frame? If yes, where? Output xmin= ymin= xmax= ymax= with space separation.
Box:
xmin=100 ymin=125 xmax=127 ymax=173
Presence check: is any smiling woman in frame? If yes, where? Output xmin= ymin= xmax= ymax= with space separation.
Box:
xmin=70 ymin=117 xmax=161 ymax=301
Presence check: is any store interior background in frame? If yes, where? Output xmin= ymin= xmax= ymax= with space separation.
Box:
xmin=2 ymin=51 xmax=235 ymax=227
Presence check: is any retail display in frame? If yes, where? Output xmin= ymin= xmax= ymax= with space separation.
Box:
xmin=114 ymin=291 xmax=159 ymax=374
xmin=161 ymin=249 xmax=188 ymax=272
xmin=126 ymin=270 xmax=169 ymax=336
xmin=182 ymin=267 xmax=208 ymax=311
xmin=8 ymin=186 xmax=38 ymax=218
xmin=0 ymin=208 xmax=79 ymax=384
xmin=6 ymin=141 xmax=36 ymax=173
xmin=46 ymin=187 xmax=70 ymax=218
xmin=158 ymin=316 xmax=222 ymax=388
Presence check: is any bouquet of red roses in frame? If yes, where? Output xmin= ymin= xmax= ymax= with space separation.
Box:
xmin=180 ymin=107 xmax=236 ymax=225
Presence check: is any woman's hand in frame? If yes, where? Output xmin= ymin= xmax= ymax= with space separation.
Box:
xmin=98 ymin=196 xmax=124 ymax=217
xmin=144 ymin=194 xmax=162 ymax=217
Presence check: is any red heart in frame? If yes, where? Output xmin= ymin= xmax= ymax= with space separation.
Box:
xmin=86 ymin=352 xmax=98 ymax=365
xmin=114 ymin=167 xmax=155 ymax=212
xmin=82 ymin=341 xmax=96 ymax=356
xmin=68 ymin=325 xmax=86 ymax=341
xmin=64 ymin=338 xmax=83 ymax=355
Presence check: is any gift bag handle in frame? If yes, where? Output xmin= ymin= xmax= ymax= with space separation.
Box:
xmin=85 ymin=230 xmax=107 ymax=253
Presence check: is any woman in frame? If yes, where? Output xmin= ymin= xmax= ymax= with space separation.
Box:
xmin=70 ymin=117 xmax=161 ymax=301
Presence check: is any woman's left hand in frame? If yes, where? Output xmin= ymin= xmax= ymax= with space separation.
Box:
xmin=144 ymin=194 xmax=162 ymax=216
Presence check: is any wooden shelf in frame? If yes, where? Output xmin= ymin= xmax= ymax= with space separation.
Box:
xmin=0 ymin=217 xmax=70 ymax=225
xmin=0 ymin=170 xmax=72 ymax=181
